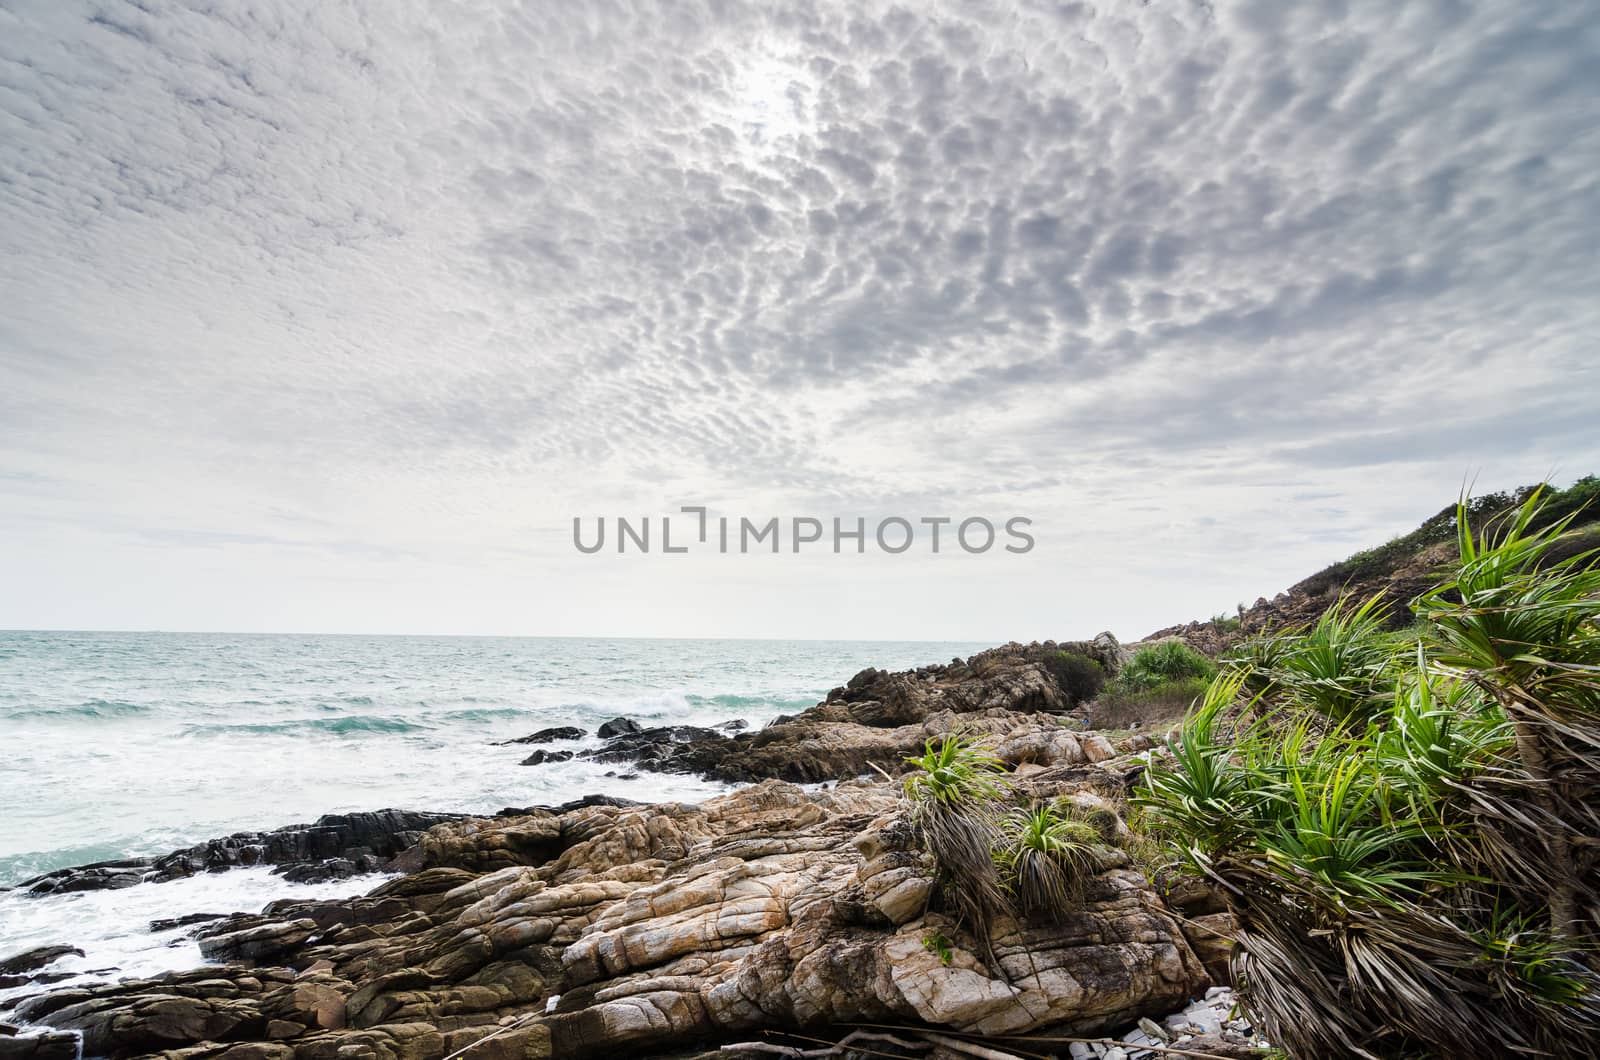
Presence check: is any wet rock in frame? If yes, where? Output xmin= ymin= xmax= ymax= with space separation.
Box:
xmin=496 ymin=726 xmax=585 ymax=746
xmin=275 ymin=856 xmax=385 ymax=885
xmin=584 ymin=725 xmax=725 ymax=767
xmin=520 ymin=749 xmax=575 ymax=766
xmin=596 ymin=717 xmax=641 ymax=738
xmin=0 ymin=948 xmax=83 ymax=977
xmin=150 ymin=913 xmax=227 ymax=933
xmin=19 ymin=810 xmax=462 ymax=895
xmin=0 ymin=1030 xmax=79 ymax=1060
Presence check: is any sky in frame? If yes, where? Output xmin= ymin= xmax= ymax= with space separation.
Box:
xmin=1 ymin=0 xmax=1597 ymax=642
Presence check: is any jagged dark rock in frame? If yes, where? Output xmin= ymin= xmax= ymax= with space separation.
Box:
xmin=495 ymin=726 xmax=585 ymax=746
xmin=0 ymin=1029 xmax=80 ymax=1060
xmin=0 ymin=948 xmax=82 ymax=978
xmin=519 ymin=749 xmax=574 ymax=766
xmin=595 ymin=717 xmax=641 ymax=738
xmin=581 ymin=724 xmax=724 ymax=767
xmin=149 ymin=913 xmax=227 ymax=933
xmin=19 ymin=810 xmax=463 ymax=895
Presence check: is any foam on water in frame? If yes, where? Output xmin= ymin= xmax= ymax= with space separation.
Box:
xmin=0 ymin=631 xmax=985 ymax=1002
xmin=0 ymin=867 xmax=395 ymax=1005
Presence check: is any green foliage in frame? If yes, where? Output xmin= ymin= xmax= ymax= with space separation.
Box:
xmin=1089 ymin=640 xmax=1217 ymax=731
xmin=1089 ymin=675 xmax=1209 ymax=733
xmin=903 ymin=734 xmax=1123 ymax=932
xmin=1223 ymin=594 xmax=1397 ymax=723
xmin=994 ymin=804 xmax=1101 ymax=919
xmin=1137 ymin=485 xmax=1600 ymax=1059
xmin=903 ymin=731 xmax=1011 ymax=808
xmin=1045 ymin=650 xmax=1106 ymax=704
xmin=921 ymin=930 xmax=954 ymax=966
xmin=1116 ymin=640 xmax=1218 ymax=692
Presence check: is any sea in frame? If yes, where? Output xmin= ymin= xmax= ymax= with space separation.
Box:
xmin=0 ymin=630 xmax=985 ymax=1003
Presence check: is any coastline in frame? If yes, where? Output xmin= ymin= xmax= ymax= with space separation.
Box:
xmin=0 ymin=637 xmax=1258 ymax=1060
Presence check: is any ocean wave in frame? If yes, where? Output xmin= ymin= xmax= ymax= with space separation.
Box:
xmin=180 ymin=714 xmax=429 ymax=737
xmin=7 ymin=698 xmax=151 ymax=720
xmin=684 ymin=692 xmax=819 ymax=713
xmin=435 ymin=706 xmax=531 ymax=722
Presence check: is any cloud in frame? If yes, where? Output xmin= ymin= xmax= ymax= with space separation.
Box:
xmin=0 ymin=0 xmax=1596 ymax=637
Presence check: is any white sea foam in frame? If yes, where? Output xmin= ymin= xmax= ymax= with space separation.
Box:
xmin=0 ymin=867 xmax=394 ymax=1006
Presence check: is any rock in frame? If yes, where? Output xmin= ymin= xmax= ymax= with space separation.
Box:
xmin=596 ymin=717 xmax=641 ymax=738
xmin=1181 ymin=912 xmax=1236 ymax=986
xmin=19 ymin=810 xmax=462 ymax=895
xmin=197 ymin=918 xmax=320 ymax=962
xmin=584 ymin=725 xmax=725 ymax=767
xmin=520 ymin=749 xmax=575 ymax=766
xmin=275 ymin=857 xmax=384 ymax=884
xmin=0 ymin=1031 xmax=79 ymax=1060
xmin=599 ymin=639 xmax=1130 ymax=783
xmin=0 ymin=948 xmax=83 ymax=977
xmin=20 ymin=776 xmax=1207 ymax=1059
xmin=496 ymin=726 xmax=585 ymax=746
xmin=149 ymin=913 xmax=226 ymax=933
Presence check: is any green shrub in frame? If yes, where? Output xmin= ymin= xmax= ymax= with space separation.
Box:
xmin=1115 ymin=640 xmax=1218 ymax=692
xmin=902 ymin=732 xmax=1011 ymax=935
xmin=1045 ymin=650 xmax=1105 ymax=704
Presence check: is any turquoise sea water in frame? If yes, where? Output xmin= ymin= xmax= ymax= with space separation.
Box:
xmin=0 ymin=631 xmax=985 ymax=993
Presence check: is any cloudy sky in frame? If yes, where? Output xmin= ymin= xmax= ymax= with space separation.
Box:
xmin=1 ymin=0 xmax=1596 ymax=641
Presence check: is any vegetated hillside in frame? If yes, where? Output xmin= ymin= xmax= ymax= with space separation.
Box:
xmin=1148 ymin=476 xmax=1600 ymax=654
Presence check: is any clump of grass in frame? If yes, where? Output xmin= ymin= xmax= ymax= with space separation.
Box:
xmin=1223 ymin=594 xmax=1395 ymax=723
xmin=994 ymin=804 xmax=1101 ymax=920
xmin=1117 ymin=640 xmax=1218 ymax=692
xmin=1137 ymin=486 xmax=1600 ymax=1059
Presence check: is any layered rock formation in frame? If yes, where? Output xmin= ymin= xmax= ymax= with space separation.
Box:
xmin=12 ymin=759 xmax=1212 ymax=1060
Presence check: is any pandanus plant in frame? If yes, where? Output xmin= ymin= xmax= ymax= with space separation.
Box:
xmin=1139 ymin=487 xmax=1600 ymax=1059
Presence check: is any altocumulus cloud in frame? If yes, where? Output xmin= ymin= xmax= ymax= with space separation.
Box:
xmin=0 ymin=0 xmax=1596 ymax=638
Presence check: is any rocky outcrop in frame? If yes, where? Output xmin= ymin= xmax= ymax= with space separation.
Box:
xmin=543 ymin=637 xmax=1126 ymax=784
xmin=19 ymin=811 xmax=464 ymax=895
xmin=496 ymin=727 xmax=585 ymax=746
xmin=16 ymin=739 xmax=1209 ymax=1060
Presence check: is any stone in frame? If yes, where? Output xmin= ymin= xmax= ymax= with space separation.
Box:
xmin=496 ymin=726 xmax=585 ymax=745
xmin=0 ymin=1031 xmax=79 ymax=1060
xmin=596 ymin=717 xmax=641 ymax=738
xmin=520 ymin=749 xmax=575 ymax=766
xmin=0 ymin=948 xmax=83 ymax=977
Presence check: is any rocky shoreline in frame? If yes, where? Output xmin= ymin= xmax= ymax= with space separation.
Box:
xmin=1 ymin=638 xmax=1256 ymax=1060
